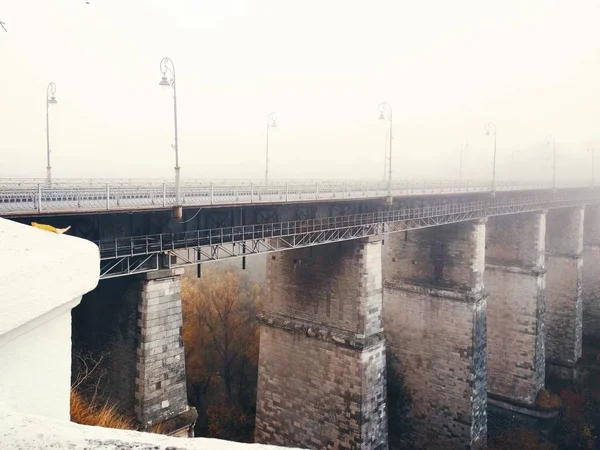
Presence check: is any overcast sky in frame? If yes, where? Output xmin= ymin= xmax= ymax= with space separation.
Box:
xmin=1 ymin=0 xmax=599 ymax=181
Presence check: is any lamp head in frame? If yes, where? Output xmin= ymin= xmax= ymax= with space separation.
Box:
xmin=159 ymin=76 xmax=171 ymax=87
xmin=47 ymin=96 xmax=58 ymax=105
xmin=378 ymin=112 xmax=385 ymax=120
xmin=486 ymin=129 xmax=491 ymax=136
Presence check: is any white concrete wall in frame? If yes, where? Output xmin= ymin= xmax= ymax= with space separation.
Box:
xmin=0 ymin=303 xmax=77 ymax=420
xmin=0 ymin=218 xmax=99 ymax=421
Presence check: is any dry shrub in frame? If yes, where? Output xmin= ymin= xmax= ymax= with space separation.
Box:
xmin=536 ymin=388 xmax=561 ymax=410
xmin=70 ymin=389 xmax=133 ymax=430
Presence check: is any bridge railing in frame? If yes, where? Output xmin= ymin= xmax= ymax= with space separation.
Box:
xmin=98 ymin=200 xmax=488 ymax=260
xmin=0 ymin=179 xmax=590 ymax=215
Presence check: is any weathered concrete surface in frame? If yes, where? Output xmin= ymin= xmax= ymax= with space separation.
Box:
xmin=485 ymin=212 xmax=546 ymax=406
xmin=255 ymin=238 xmax=387 ymax=449
xmin=384 ymin=220 xmax=487 ymax=450
xmin=583 ymin=204 xmax=600 ymax=344
xmin=0 ymin=218 xmax=99 ymax=422
xmin=546 ymin=207 xmax=584 ymax=379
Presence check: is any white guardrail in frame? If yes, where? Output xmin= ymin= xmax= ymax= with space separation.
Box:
xmin=0 ymin=179 xmax=590 ymax=215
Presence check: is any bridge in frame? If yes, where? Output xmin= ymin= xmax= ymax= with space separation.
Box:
xmin=3 ymin=177 xmax=600 ymax=449
xmin=0 ymin=178 xmax=574 ymax=216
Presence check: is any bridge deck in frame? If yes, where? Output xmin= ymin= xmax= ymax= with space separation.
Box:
xmin=0 ymin=180 xmax=575 ymax=216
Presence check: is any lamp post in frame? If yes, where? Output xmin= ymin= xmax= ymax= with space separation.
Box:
xmin=485 ymin=122 xmax=497 ymax=197
xmin=158 ymin=57 xmax=181 ymax=219
xmin=378 ymin=102 xmax=393 ymax=198
xmin=46 ymin=82 xmax=58 ymax=184
xmin=265 ymin=112 xmax=277 ymax=183
xmin=383 ymin=127 xmax=389 ymax=181
xmin=546 ymin=136 xmax=557 ymax=190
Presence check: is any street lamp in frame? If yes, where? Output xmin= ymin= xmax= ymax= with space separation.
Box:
xmin=46 ymin=82 xmax=58 ymax=184
xmin=158 ymin=57 xmax=182 ymax=219
xmin=265 ymin=112 xmax=277 ymax=183
xmin=546 ymin=135 xmax=557 ymax=190
xmin=378 ymin=102 xmax=393 ymax=198
xmin=383 ymin=128 xmax=389 ymax=181
xmin=485 ymin=122 xmax=497 ymax=197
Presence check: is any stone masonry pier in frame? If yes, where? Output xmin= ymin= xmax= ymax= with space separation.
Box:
xmin=484 ymin=212 xmax=546 ymax=407
xmin=383 ymin=220 xmax=488 ymax=449
xmin=255 ymin=238 xmax=388 ymax=449
xmin=583 ymin=204 xmax=600 ymax=345
xmin=72 ymin=268 xmax=196 ymax=436
xmin=545 ymin=206 xmax=584 ymax=380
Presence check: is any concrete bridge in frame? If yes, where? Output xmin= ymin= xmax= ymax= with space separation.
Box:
xmin=3 ymin=178 xmax=600 ymax=448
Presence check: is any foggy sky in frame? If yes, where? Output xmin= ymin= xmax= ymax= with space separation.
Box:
xmin=1 ymin=0 xmax=599 ymax=182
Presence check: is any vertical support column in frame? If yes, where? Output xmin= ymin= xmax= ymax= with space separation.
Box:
xmin=384 ymin=220 xmax=487 ymax=450
xmin=583 ymin=204 xmax=600 ymax=344
xmin=135 ymin=268 xmax=197 ymax=436
xmin=484 ymin=212 xmax=546 ymax=406
xmin=255 ymin=237 xmax=387 ymax=449
xmin=545 ymin=206 xmax=584 ymax=380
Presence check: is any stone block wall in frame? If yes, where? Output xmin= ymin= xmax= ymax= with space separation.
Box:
xmin=256 ymin=327 xmax=386 ymax=449
xmin=135 ymin=270 xmax=189 ymax=429
xmin=583 ymin=204 xmax=600 ymax=343
xmin=256 ymin=237 xmax=388 ymax=449
xmin=545 ymin=257 xmax=583 ymax=367
xmin=385 ymin=221 xmax=485 ymax=293
xmin=73 ymin=269 xmax=194 ymax=433
xmin=264 ymin=237 xmax=383 ymax=337
xmin=546 ymin=207 xmax=584 ymax=376
xmin=384 ymin=220 xmax=487 ymax=450
xmin=484 ymin=212 xmax=546 ymax=406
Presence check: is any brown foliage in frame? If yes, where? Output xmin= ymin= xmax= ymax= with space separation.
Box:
xmin=70 ymin=389 xmax=133 ymax=430
xmin=181 ymin=267 xmax=263 ymax=441
xmin=70 ymin=351 xmax=135 ymax=431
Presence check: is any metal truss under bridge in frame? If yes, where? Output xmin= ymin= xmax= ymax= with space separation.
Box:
xmin=98 ymin=189 xmax=600 ymax=279
xmin=0 ymin=179 xmax=589 ymax=216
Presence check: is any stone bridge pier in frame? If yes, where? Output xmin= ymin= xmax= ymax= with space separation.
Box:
xmin=383 ymin=220 xmax=487 ymax=450
xmin=583 ymin=204 xmax=600 ymax=345
xmin=255 ymin=237 xmax=388 ymax=449
xmin=72 ymin=268 xmax=196 ymax=436
xmin=545 ymin=206 xmax=584 ymax=380
xmin=484 ymin=212 xmax=546 ymax=409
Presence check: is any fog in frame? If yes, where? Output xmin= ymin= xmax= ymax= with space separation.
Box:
xmin=1 ymin=0 xmax=599 ymax=182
